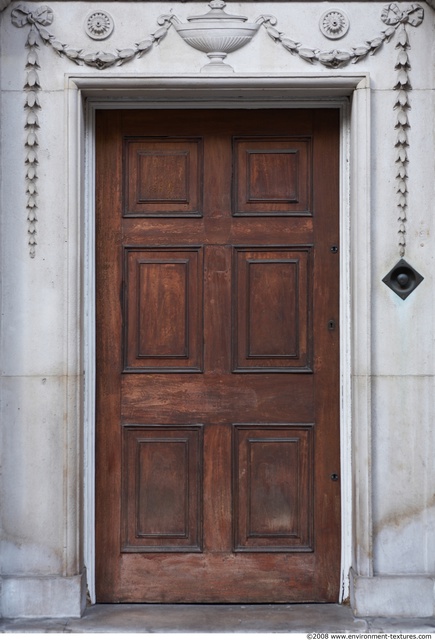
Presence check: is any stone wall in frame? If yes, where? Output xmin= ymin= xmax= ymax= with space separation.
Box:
xmin=0 ymin=0 xmax=434 ymax=618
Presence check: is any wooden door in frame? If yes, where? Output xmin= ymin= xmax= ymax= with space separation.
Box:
xmin=95 ymin=109 xmax=340 ymax=603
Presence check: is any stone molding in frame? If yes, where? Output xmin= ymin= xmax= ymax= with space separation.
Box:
xmin=71 ymin=72 xmax=363 ymax=605
xmin=2 ymin=0 xmax=435 ymax=6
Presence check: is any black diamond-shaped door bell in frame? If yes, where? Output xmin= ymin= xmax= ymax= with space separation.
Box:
xmin=382 ymin=258 xmax=424 ymax=299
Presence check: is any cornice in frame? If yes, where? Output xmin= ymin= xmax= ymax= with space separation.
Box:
xmin=1 ymin=0 xmax=435 ymax=9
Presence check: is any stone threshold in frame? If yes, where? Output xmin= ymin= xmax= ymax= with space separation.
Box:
xmin=1 ymin=603 xmax=435 ymax=633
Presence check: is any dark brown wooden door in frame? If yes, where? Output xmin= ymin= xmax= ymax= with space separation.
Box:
xmin=96 ymin=109 xmax=340 ymax=603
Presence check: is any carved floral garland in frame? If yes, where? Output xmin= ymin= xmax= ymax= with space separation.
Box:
xmin=383 ymin=5 xmax=425 ymax=257
xmin=260 ymin=2 xmax=424 ymax=257
xmin=11 ymin=2 xmax=424 ymax=258
xmin=12 ymin=4 xmax=174 ymax=256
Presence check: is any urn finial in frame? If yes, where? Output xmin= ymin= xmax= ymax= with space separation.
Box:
xmin=171 ymin=0 xmax=257 ymax=72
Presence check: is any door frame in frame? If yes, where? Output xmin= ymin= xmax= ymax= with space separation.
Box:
xmin=64 ymin=72 xmax=372 ymax=604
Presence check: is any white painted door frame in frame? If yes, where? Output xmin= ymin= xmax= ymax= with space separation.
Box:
xmin=64 ymin=72 xmax=372 ymax=604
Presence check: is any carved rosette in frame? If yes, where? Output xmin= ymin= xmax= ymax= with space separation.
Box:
xmin=319 ymin=9 xmax=350 ymax=40
xmin=84 ymin=11 xmax=114 ymax=40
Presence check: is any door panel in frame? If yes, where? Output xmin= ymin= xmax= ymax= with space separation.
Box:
xmin=122 ymin=425 xmax=203 ymax=552
xmin=124 ymin=137 xmax=203 ymax=217
xmin=233 ymin=424 xmax=313 ymax=552
xmin=233 ymin=246 xmax=312 ymax=372
xmin=124 ymin=247 xmax=203 ymax=372
xmin=233 ymin=137 xmax=311 ymax=216
xmin=96 ymin=109 xmax=340 ymax=603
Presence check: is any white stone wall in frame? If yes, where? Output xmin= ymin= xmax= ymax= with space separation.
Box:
xmin=0 ymin=0 xmax=434 ymax=618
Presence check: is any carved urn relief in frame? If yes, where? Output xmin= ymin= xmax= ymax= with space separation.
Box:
xmin=170 ymin=0 xmax=262 ymax=72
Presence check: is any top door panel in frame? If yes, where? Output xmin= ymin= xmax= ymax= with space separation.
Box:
xmin=124 ymin=137 xmax=203 ymax=217
xmin=233 ymin=137 xmax=312 ymax=216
